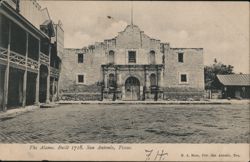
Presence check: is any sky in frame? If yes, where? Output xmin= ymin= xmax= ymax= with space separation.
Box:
xmin=38 ymin=1 xmax=249 ymax=74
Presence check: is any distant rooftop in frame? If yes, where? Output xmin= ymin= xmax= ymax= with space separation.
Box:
xmin=217 ymin=74 xmax=250 ymax=86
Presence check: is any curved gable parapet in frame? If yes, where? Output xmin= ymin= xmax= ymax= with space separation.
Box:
xmin=79 ymin=24 xmax=165 ymax=52
xmin=115 ymin=24 xmax=160 ymax=49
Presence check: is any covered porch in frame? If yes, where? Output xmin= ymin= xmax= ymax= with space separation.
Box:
xmin=0 ymin=2 xmax=60 ymax=111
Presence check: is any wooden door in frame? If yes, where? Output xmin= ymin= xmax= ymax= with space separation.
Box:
xmin=125 ymin=77 xmax=140 ymax=100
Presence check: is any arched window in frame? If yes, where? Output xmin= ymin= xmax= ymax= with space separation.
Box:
xmin=108 ymin=73 xmax=116 ymax=88
xmin=150 ymin=73 xmax=157 ymax=87
xmin=149 ymin=50 xmax=156 ymax=64
xmin=108 ymin=50 xmax=115 ymax=64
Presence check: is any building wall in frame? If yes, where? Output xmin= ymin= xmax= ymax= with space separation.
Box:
xmin=19 ymin=0 xmax=49 ymax=30
xmin=113 ymin=25 xmax=162 ymax=65
xmin=59 ymin=25 xmax=205 ymax=99
xmin=163 ymin=48 xmax=204 ymax=90
xmin=60 ymin=48 xmax=106 ymax=91
xmin=60 ymin=25 xmax=164 ymax=91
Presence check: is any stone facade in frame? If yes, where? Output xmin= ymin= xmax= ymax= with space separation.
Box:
xmin=60 ymin=25 xmax=204 ymax=101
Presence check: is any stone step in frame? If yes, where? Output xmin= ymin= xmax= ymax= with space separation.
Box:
xmin=40 ymin=103 xmax=59 ymax=108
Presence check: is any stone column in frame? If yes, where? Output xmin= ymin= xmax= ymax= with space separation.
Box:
xmin=158 ymin=68 xmax=164 ymax=100
xmin=144 ymin=69 xmax=150 ymax=100
xmin=3 ymin=22 xmax=11 ymax=111
xmin=156 ymin=66 xmax=159 ymax=87
xmin=122 ymin=86 xmax=125 ymax=99
xmin=22 ymin=32 xmax=28 ymax=107
xmin=115 ymin=68 xmax=119 ymax=86
xmin=140 ymin=86 xmax=143 ymax=100
xmin=104 ymin=72 xmax=108 ymax=89
xmin=160 ymin=70 xmax=164 ymax=87
xmin=46 ymin=44 xmax=51 ymax=104
xmin=145 ymin=72 xmax=150 ymax=89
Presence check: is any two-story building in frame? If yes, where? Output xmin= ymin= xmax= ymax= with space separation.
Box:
xmin=0 ymin=0 xmax=63 ymax=111
xmin=60 ymin=24 xmax=204 ymax=101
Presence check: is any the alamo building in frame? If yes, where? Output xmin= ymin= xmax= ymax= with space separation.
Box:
xmin=60 ymin=24 xmax=205 ymax=101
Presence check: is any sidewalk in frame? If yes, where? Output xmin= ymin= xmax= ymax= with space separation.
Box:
xmin=58 ymin=100 xmax=235 ymax=105
xmin=0 ymin=105 xmax=39 ymax=120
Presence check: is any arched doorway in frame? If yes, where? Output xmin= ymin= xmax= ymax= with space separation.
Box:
xmin=125 ymin=76 xmax=140 ymax=100
xmin=39 ymin=65 xmax=48 ymax=103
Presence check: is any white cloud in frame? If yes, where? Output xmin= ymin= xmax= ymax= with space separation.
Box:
xmin=102 ymin=20 xmax=128 ymax=39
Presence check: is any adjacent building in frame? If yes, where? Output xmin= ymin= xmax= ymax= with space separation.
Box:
xmin=60 ymin=24 xmax=204 ymax=101
xmin=0 ymin=0 xmax=63 ymax=111
xmin=216 ymin=74 xmax=250 ymax=99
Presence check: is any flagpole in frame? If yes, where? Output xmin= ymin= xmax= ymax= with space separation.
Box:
xmin=131 ymin=1 xmax=133 ymax=25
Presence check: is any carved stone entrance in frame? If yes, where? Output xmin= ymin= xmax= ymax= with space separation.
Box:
xmin=124 ymin=76 xmax=140 ymax=100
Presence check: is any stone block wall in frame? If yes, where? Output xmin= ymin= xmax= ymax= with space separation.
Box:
xmin=59 ymin=48 xmax=104 ymax=100
xmin=163 ymin=48 xmax=204 ymax=90
xmin=114 ymin=25 xmax=162 ymax=65
xmin=162 ymin=87 xmax=204 ymax=100
xmin=59 ymin=25 xmax=205 ymax=101
xmin=59 ymin=48 xmax=105 ymax=89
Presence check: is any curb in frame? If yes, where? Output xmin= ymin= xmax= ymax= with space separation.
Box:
xmin=0 ymin=105 xmax=39 ymax=120
xmin=58 ymin=101 xmax=232 ymax=105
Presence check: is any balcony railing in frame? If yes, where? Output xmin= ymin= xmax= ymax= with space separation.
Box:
xmin=10 ymin=50 xmax=26 ymax=66
xmin=50 ymin=67 xmax=60 ymax=78
xmin=27 ymin=58 xmax=39 ymax=70
xmin=40 ymin=52 xmax=49 ymax=65
xmin=0 ymin=47 xmax=8 ymax=61
xmin=0 ymin=47 xmax=39 ymax=71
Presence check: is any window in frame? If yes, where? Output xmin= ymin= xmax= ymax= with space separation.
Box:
xmin=149 ymin=50 xmax=156 ymax=64
xmin=108 ymin=50 xmax=115 ymax=64
xmin=128 ymin=51 xmax=136 ymax=63
xmin=180 ymin=74 xmax=187 ymax=82
xmin=78 ymin=53 xmax=84 ymax=63
xmin=178 ymin=52 xmax=184 ymax=63
xmin=77 ymin=75 xmax=84 ymax=83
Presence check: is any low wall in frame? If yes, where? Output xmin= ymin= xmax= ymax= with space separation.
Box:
xmin=163 ymin=92 xmax=204 ymax=101
xmin=60 ymin=92 xmax=102 ymax=101
xmin=60 ymin=84 xmax=102 ymax=93
xmin=59 ymin=86 xmax=205 ymax=101
xmin=59 ymin=84 xmax=102 ymax=101
xmin=161 ymin=87 xmax=204 ymax=101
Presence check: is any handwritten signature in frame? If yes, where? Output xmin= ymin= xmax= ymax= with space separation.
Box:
xmin=145 ymin=149 xmax=168 ymax=161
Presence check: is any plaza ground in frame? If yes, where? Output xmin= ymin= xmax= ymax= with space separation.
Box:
xmin=0 ymin=103 xmax=249 ymax=143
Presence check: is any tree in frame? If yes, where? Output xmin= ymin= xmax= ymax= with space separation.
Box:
xmin=204 ymin=58 xmax=234 ymax=89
